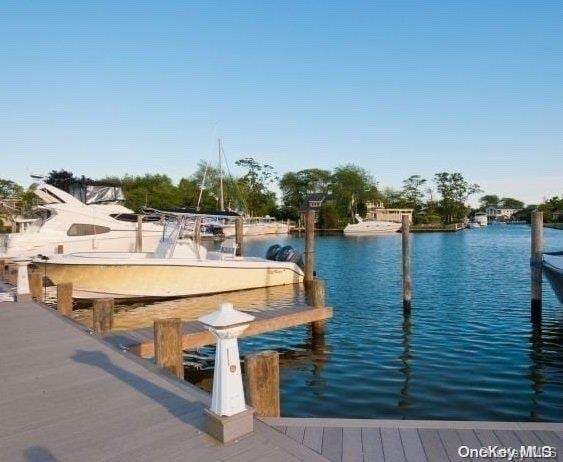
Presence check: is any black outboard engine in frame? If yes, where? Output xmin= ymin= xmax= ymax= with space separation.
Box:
xmin=265 ymin=244 xmax=282 ymax=261
xmin=275 ymin=245 xmax=304 ymax=269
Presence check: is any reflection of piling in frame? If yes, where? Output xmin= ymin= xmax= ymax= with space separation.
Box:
xmin=154 ymin=318 xmax=184 ymax=379
xmin=29 ymin=271 xmax=43 ymax=301
xmin=304 ymin=209 xmax=315 ymax=286
xmin=235 ymin=217 xmax=243 ymax=257
xmin=135 ymin=215 xmax=143 ymax=252
xmin=245 ymin=350 xmax=280 ymax=417
xmin=57 ymin=283 xmax=73 ymax=316
xmin=402 ymin=214 xmax=412 ymax=313
xmin=93 ymin=298 xmax=114 ymax=334
xmin=531 ymin=211 xmax=543 ymax=318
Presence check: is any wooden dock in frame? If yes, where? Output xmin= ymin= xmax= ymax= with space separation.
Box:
xmin=103 ymin=304 xmax=333 ymax=358
xmin=265 ymin=418 xmax=563 ymax=462
xmin=0 ymin=297 xmax=325 ymax=461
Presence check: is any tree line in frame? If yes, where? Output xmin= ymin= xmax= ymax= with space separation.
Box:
xmin=1 ymin=162 xmax=561 ymax=230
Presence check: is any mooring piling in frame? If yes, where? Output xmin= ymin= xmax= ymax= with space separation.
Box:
xmin=304 ymin=209 xmax=315 ymax=286
xmin=56 ymin=244 xmax=64 ymax=254
xmin=402 ymin=214 xmax=412 ymax=313
xmin=235 ymin=217 xmax=244 ymax=257
xmin=0 ymin=259 xmax=5 ymax=280
xmin=29 ymin=271 xmax=43 ymax=301
xmin=56 ymin=283 xmax=73 ymax=316
xmin=531 ymin=210 xmax=543 ymax=317
xmin=15 ymin=261 xmax=32 ymax=303
xmin=245 ymin=350 xmax=280 ymax=417
xmin=135 ymin=215 xmax=143 ymax=252
xmin=154 ymin=318 xmax=184 ymax=379
xmin=307 ymin=277 xmax=326 ymax=337
xmin=93 ymin=298 xmax=114 ymax=334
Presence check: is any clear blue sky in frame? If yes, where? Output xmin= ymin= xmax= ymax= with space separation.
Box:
xmin=1 ymin=1 xmax=562 ymax=205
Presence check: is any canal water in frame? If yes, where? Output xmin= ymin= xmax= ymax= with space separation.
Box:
xmin=187 ymin=225 xmax=563 ymax=422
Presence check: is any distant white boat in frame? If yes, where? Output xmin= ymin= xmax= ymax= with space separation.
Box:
xmin=343 ymin=214 xmax=402 ymax=235
xmin=473 ymin=212 xmax=488 ymax=227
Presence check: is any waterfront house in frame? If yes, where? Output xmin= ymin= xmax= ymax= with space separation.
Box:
xmin=365 ymin=200 xmax=413 ymax=223
xmin=485 ymin=205 xmax=521 ymax=222
xmin=299 ymin=193 xmax=335 ymax=223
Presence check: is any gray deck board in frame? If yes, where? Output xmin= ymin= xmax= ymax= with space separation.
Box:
xmin=381 ymin=427 xmax=406 ymax=462
xmin=287 ymin=426 xmax=307 ymax=444
xmin=361 ymin=428 xmax=384 ymax=462
xmin=342 ymin=427 xmax=363 ymax=462
xmin=418 ymin=429 xmax=448 ymax=462
xmin=304 ymin=427 xmax=325 ymax=454
xmin=0 ymin=301 xmax=326 ymax=462
xmin=322 ymin=427 xmax=343 ymax=461
xmin=400 ymin=428 xmax=427 ymax=462
xmin=436 ymin=429 xmax=464 ymax=462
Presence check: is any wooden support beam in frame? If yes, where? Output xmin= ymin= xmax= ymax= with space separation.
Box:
xmin=531 ymin=211 xmax=543 ymax=316
xmin=402 ymin=214 xmax=412 ymax=313
xmin=245 ymin=350 xmax=280 ymax=417
xmin=154 ymin=318 xmax=184 ymax=379
xmin=29 ymin=271 xmax=43 ymax=301
xmin=130 ymin=306 xmax=333 ymax=358
xmin=304 ymin=209 xmax=315 ymax=286
xmin=57 ymin=283 xmax=73 ymax=317
xmin=93 ymin=298 xmax=114 ymax=334
xmin=235 ymin=217 xmax=244 ymax=257
xmin=135 ymin=215 xmax=143 ymax=252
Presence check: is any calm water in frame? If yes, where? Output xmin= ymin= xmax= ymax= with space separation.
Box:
xmin=188 ymin=225 xmax=563 ymax=422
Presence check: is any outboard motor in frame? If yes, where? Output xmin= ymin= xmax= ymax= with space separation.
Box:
xmin=265 ymin=244 xmax=282 ymax=261
xmin=275 ymin=245 xmax=304 ymax=269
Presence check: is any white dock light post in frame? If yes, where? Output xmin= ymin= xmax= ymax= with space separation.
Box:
xmin=199 ymin=303 xmax=256 ymax=443
xmin=15 ymin=259 xmax=32 ymax=303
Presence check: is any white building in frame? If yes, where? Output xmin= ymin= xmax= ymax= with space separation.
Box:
xmin=485 ymin=206 xmax=521 ymax=221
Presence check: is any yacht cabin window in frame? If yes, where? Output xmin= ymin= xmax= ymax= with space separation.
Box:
xmin=67 ymin=224 xmax=111 ymax=236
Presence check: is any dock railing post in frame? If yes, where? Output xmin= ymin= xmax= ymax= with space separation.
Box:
xmin=29 ymin=271 xmax=43 ymax=301
xmin=402 ymin=214 xmax=412 ymax=313
xmin=304 ymin=209 xmax=315 ymax=287
xmin=135 ymin=215 xmax=143 ymax=252
xmin=531 ymin=210 xmax=543 ymax=317
xmin=154 ymin=318 xmax=184 ymax=379
xmin=235 ymin=217 xmax=243 ymax=257
xmin=57 ymin=282 xmax=73 ymax=316
xmin=245 ymin=350 xmax=280 ymax=417
xmin=93 ymin=298 xmax=114 ymax=334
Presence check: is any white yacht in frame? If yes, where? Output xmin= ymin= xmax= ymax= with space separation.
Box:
xmin=468 ymin=212 xmax=488 ymax=228
xmin=343 ymin=214 xmax=402 ymax=235
xmin=35 ymin=213 xmax=303 ymax=299
xmin=0 ymin=182 xmax=163 ymax=259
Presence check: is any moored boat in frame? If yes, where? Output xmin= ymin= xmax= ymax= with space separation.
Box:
xmin=543 ymin=251 xmax=563 ymax=303
xmin=343 ymin=214 xmax=402 ymax=235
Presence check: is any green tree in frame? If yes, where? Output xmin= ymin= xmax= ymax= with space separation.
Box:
xmin=279 ymin=168 xmax=332 ymax=209
xmin=120 ymin=174 xmax=181 ymax=212
xmin=538 ymin=196 xmax=563 ymax=223
xmin=499 ymin=197 xmax=524 ymax=209
xmin=331 ymin=164 xmax=377 ymax=220
xmin=0 ymin=179 xmax=24 ymax=198
xmin=318 ymin=203 xmax=341 ymax=229
xmin=45 ymin=169 xmax=79 ymax=192
xmin=402 ymin=175 xmax=427 ymax=222
xmin=434 ymin=172 xmax=481 ymax=223
xmin=479 ymin=194 xmax=500 ymax=208
xmin=235 ymin=157 xmax=278 ymax=216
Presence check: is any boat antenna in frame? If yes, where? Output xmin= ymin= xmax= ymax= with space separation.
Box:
xmin=196 ymin=162 xmax=209 ymax=211
xmin=218 ymin=138 xmax=224 ymax=211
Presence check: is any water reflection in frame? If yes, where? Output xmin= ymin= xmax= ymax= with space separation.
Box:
xmin=528 ymin=317 xmax=544 ymax=421
xmin=398 ymin=312 xmax=413 ymax=411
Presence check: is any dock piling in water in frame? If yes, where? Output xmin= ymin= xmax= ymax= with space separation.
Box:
xmin=29 ymin=271 xmax=43 ymax=301
xmin=308 ymin=277 xmax=326 ymax=337
xmin=402 ymin=214 xmax=412 ymax=313
xmin=56 ymin=283 xmax=73 ymax=316
xmin=531 ymin=211 xmax=543 ymax=316
xmin=154 ymin=318 xmax=184 ymax=379
xmin=135 ymin=215 xmax=143 ymax=252
xmin=304 ymin=209 xmax=315 ymax=286
xmin=93 ymin=298 xmax=114 ymax=334
xmin=235 ymin=217 xmax=243 ymax=256
xmin=245 ymin=350 xmax=280 ymax=417
xmin=56 ymin=244 xmax=64 ymax=254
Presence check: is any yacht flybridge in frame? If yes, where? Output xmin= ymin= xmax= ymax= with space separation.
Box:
xmin=0 ymin=182 xmax=162 ymax=259
xmin=35 ymin=212 xmax=304 ymax=299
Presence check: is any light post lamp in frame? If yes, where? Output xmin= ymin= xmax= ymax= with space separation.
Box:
xmin=198 ymin=303 xmax=255 ymax=443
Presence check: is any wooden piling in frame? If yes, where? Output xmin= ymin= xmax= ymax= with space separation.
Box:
xmin=308 ymin=278 xmax=326 ymax=336
xmin=531 ymin=211 xmax=543 ymax=314
xmin=135 ymin=215 xmax=143 ymax=252
xmin=56 ymin=244 xmax=64 ymax=254
xmin=0 ymin=259 xmax=5 ymax=281
xmin=245 ymin=350 xmax=280 ymax=417
xmin=93 ymin=298 xmax=114 ymax=334
xmin=29 ymin=271 xmax=43 ymax=301
xmin=57 ymin=283 xmax=73 ymax=316
xmin=235 ymin=217 xmax=243 ymax=257
xmin=154 ymin=318 xmax=184 ymax=379
xmin=8 ymin=265 xmax=17 ymax=285
xmin=304 ymin=209 xmax=315 ymax=286
xmin=402 ymin=214 xmax=412 ymax=312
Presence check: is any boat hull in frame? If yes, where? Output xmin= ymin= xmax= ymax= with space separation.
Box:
xmin=343 ymin=221 xmax=401 ymax=235
xmin=543 ymin=256 xmax=563 ymax=303
xmin=41 ymin=258 xmax=303 ymax=299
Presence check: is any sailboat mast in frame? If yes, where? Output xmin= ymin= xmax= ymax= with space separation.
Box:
xmin=196 ymin=163 xmax=208 ymax=211
xmin=218 ymin=138 xmax=224 ymax=211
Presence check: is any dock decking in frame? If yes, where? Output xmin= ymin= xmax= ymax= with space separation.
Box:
xmin=0 ymin=299 xmax=325 ymax=461
xmin=265 ymin=418 xmax=563 ymax=462
xmin=103 ymin=304 xmax=332 ymax=357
